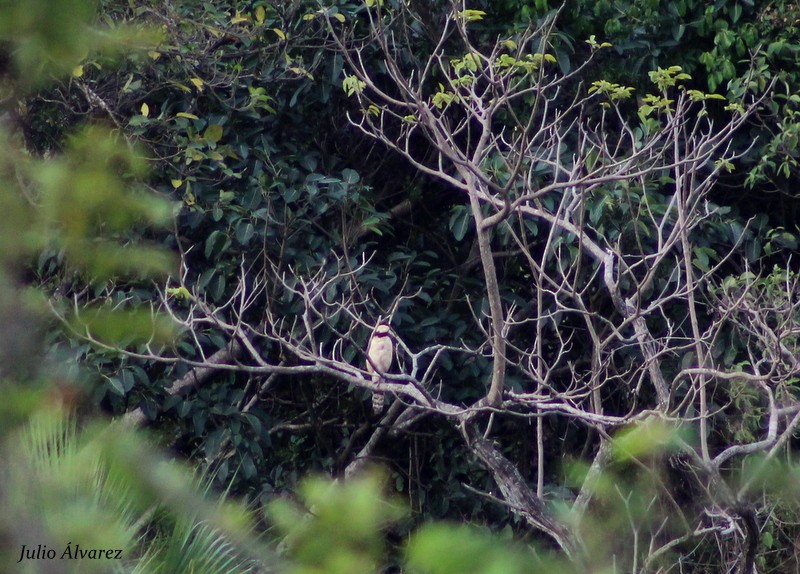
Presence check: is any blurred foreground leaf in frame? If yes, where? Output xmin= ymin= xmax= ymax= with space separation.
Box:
xmin=269 ymin=471 xmax=405 ymax=574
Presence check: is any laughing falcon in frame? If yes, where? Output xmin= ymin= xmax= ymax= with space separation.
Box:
xmin=366 ymin=323 xmax=393 ymax=415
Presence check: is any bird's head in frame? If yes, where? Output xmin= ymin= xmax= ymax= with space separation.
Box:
xmin=374 ymin=324 xmax=391 ymax=337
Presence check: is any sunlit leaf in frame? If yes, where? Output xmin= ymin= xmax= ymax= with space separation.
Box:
xmin=203 ymin=124 xmax=224 ymax=144
xmin=458 ymin=9 xmax=486 ymax=22
xmin=254 ymin=5 xmax=266 ymax=24
xmin=166 ymin=286 xmax=191 ymax=300
xmin=230 ymin=11 xmax=250 ymax=24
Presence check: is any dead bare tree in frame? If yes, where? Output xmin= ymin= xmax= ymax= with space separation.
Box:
xmin=315 ymin=1 xmax=791 ymax=569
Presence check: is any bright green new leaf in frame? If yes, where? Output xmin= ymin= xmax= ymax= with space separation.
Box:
xmin=230 ymin=11 xmax=250 ymax=24
xmin=714 ymin=158 xmax=735 ymax=173
xmin=432 ymin=84 xmax=457 ymax=109
xmin=586 ymin=35 xmax=613 ymax=50
xmin=255 ymin=5 xmax=266 ymax=24
xmin=342 ymin=75 xmax=366 ymax=96
xmin=166 ymin=286 xmax=192 ymax=300
xmin=589 ymin=80 xmax=634 ymax=101
xmin=648 ymin=66 xmax=691 ymax=91
xmin=204 ymin=124 xmax=224 ymax=144
xmin=458 ymin=9 xmax=486 ymax=22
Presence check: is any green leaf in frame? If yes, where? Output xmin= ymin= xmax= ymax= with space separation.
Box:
xmin=236 ymin=221 xmax=255 ymax=245
xmin=70 ymin=308 xmax=176 ymax=347
xmin=107 ymin=376 xmax=126 ymax=396
xmin=204 ymin=230 xmax=231 ymax=259
xmin=458 ymin=9 xmax=486 ymax=22
xmin=361 ymin=215 xmax=383 ymax=235
xmin=762 ymin=530 xmax=774 ymax=549
xmin=204 ymin=124 xmax=224 ymax=144
xmin=166 ymin=286 xmax=192 ymax=300
xmin=406 ymin=523 xmax=536 ymax=574
xmin=341 ymin=168 xmax=360 ymax=184
xmin=448 ymin=206 xmax=471 ymax=241
xmin=342 ymin=75 xmax=366 ymax=96
xmin=612 ymin=419 xmax=683 ymax=461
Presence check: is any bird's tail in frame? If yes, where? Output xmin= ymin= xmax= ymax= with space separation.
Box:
xmin=371 ymin=391 xmax=384 ymax=415
xmin=371 ymin=375 xmax=384 ymax=415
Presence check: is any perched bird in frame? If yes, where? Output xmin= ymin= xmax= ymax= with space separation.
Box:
xmin=366 ymin=323 xmax=394 ymax=415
